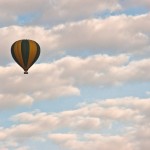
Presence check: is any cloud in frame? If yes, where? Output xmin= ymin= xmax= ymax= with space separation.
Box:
xmin=0 ymin=0 xmax=149 ymax=150
xmin=0 ymin=13 xmax=150 ymax=65
xmin=122 ymin=0 xmax=150 ymax=8
xmin=0 ymin=55 xmax=128 ymax=109
xmin=0 ymin=96 xmax=149 ymax=149
xmin=0 ymin=25 xmax=57 ymax=64
xmin=1 ymin=54 xmax=150 ymax=109
xmin=49 ymin=133 xmax=77 ymax=142
xmin=0 ymin=93 xmax=33 ymax=110
xmin=0 ymin=0 xmax=121 ymax=26
xmin=0 ymin=62 xmax=80 ymax=109
xmin=1 ymin=0 xmax=150 ymax=27
xmin=49 ymin=134 xmax=133 ymax=150
xmin=12 ymin=96 xmax=150 ymax=132
xmin=37 ymin=0 xmax=121 ymax=25
xmin=49 ymin=14 xmax=150 ymax=55
xmin=126 ymin=124 xmax=150 ymax=150
xmin=47 ymin=97 xmax=150 ymax=150
xmin=16 ymin=147 xmax=30 ymax=150
xmin=50 ymin=55 xmax=150 ymax=86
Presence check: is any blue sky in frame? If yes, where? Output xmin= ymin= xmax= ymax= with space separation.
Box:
xmin=0 ymin=0 xmax=150 ymax=150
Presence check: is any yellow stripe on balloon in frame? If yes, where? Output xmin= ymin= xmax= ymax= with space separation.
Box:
xmin=27 ymin=40 xmax=37 ymax=69
xmin=14 ymin=40 xmax=25 ymax=68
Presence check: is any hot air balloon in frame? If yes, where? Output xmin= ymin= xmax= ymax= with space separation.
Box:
xmin=11 ymin=39 xmax=40 ymax=74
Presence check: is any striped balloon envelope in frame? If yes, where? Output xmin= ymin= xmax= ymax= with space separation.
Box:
xmin=11 ymin=39 xmax=40 ymax=74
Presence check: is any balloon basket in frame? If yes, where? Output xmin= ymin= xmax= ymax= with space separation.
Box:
xmin=24 ymin=71 xmax=28 ymax=74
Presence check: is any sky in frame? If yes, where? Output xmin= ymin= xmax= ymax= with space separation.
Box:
xmin=0 ymin=0 xmax=150 ymax=150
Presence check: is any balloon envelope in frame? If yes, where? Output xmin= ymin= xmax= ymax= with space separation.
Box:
xmin=11 ymin=39 xmax=40 ymax=74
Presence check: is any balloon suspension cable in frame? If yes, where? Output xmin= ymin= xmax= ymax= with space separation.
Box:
xmin=24 ymin=70 xmax=28 ymax=74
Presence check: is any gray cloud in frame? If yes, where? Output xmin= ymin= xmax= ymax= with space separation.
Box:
xmin=121 ymin=0 xmax=150 ymax=9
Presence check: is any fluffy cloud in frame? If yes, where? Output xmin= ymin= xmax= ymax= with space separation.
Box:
xmin=3 ymin=52 xmax=150 ymax=112
xmin=53 ymin=55 xmax=150 ymax=86
xmin=0 ymin=13 xmax=150 ymax=65
xmin=0 ymin=96 xmax=149 ymax=149
xmin=1 ymin=54 xmax=150 ymax=109
xmin=47 ymin=97 xmax=150 ymax=150
xmin=38 ymin=0 xmax=121 ymax=24
xmin=0 ymin=62 xmax=80 ymax=109
xmin=0 ymin=0 xmax=121 ymax=26
xmin=0 ymin=0 xmax=149 ymax=150
xmin=49 ymin=14 xmax=150 ymax=55
xmin=12 ymin=96 xmax=150 ymax=132
xmin=0 ymin=93 xmax=33 ymax=109
xmin=1 ymin=0 xmax=150 ymax=26
xmin=49 ymin=134 xmax=133 ymax=150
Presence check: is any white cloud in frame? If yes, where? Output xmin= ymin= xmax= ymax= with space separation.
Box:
xmin=1 ymin=54 xmax=150 ymax=109
xmin=0 ymin=96 xmax=149 ymax=149
xmin=52 ymin=55 xmax=150 ymax=86
xmin=49 ymin=133 xmax=77 ymax=142
xmin=0 ymin=56 xmax=65 ymax=108
xmin=0 ymin=0 xmax=121 ymax=26
xmin=0 ymin=93 xmax=33 ymax=109
xmin=49 ymin=134 xmax=133 ymax=150
xmin=0 ymin=62 xmax=80 ymax=109
xmin=12 ymin=97 xmax=150 ymax=132
xmin=50 ymin=14 xmax=150 ymax=54
xmin=0 ymin=14 xmax=150 ymax=65
xmin=47 ymin=97 xmax=150 ymax=150
xmin=38 ymin=0 xmax=121 ymax=24
xmin=0 ymin=55 xmax=128 ymax=109
xmin=1 ymin=0 xmax=150 ymax=27
xmin=0 ymin=0 xmax=149 ymax=150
